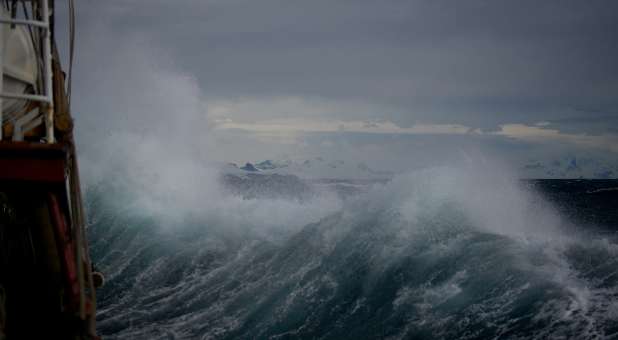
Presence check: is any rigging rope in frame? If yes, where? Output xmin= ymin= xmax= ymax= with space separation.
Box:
xmin=67 ymin=0 xmax=75 ymax=107
xmin=21 ymin=0 xmax=43 ymax=96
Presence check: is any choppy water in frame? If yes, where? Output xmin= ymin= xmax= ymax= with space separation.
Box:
xmin=87 ymin=170 xmax=618 ymax=339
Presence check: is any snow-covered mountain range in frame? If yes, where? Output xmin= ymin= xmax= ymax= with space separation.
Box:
xmin=222 ymin=156 xmax=617 ymax=181
xmin=520 ymin=156 xmax=618 ymax=179
xmin=225 ymin=158 xmax=393 ymax=180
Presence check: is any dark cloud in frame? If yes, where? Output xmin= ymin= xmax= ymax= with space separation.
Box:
xmin=59 ymin=0 xmax=618 ymax=131
xmin=52 ymin=0 xmax=618 ymax=168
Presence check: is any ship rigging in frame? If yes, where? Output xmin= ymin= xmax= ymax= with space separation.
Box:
xmin=0 ymin=0 xmax=99 ymax=338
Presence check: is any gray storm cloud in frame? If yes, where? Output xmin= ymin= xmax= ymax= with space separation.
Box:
xmin=57 ymin=0 xmax=618 ymax=171
xmin=62 ymin=0 xmax=618 ymax=130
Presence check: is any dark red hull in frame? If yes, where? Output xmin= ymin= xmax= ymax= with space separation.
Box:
xmin=0 ymin=142 xmax=98 ymax=339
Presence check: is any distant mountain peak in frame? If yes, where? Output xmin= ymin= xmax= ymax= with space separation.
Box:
xmin=235 ymin=158 xmax=393 ymax=180
xmin=240 ymin=163 xmax=259 ymax=172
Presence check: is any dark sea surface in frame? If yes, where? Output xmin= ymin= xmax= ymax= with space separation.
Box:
xmin=88 ymin=177 xmax=618 ymax=339
xmin=529 ymin=180 xmax=618 ymax=234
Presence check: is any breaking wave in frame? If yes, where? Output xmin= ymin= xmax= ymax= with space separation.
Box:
xmin=87 ymin=164 xmax=618 ymax=339
xmin=73 ymin=16 xmax=618 ymax=338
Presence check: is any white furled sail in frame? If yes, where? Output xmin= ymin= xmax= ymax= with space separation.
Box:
xmin=0 ymin=6 xmax=38 ymax=120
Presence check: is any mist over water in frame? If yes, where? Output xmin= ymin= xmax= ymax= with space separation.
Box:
xmin=70 ymin=18 xmax=618 ymax=340
xmin=86 ymin=161 xmax=618 ymax=339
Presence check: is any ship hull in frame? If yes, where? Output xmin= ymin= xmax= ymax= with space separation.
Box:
xmin=0 ymin=142 xmax=96 ymax=338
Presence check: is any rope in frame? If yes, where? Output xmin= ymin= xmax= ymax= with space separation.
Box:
xmin=21 ymin=1 xmax=42 ymax=93
xmin=67 ymin=0 xmax=75 ymax=106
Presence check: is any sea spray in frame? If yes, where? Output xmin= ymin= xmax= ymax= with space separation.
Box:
xmin=86 ymin=162 xmax=618 ymax=339
xmin=69 ymin=10 xmax=618 ymax=339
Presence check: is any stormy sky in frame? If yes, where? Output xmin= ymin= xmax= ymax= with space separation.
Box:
xmin=58 ymin=0 xmax=618 ymax=171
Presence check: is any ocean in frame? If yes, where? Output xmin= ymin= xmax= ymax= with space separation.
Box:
xmin=87 ymin=170 xmax=618 ymax=339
